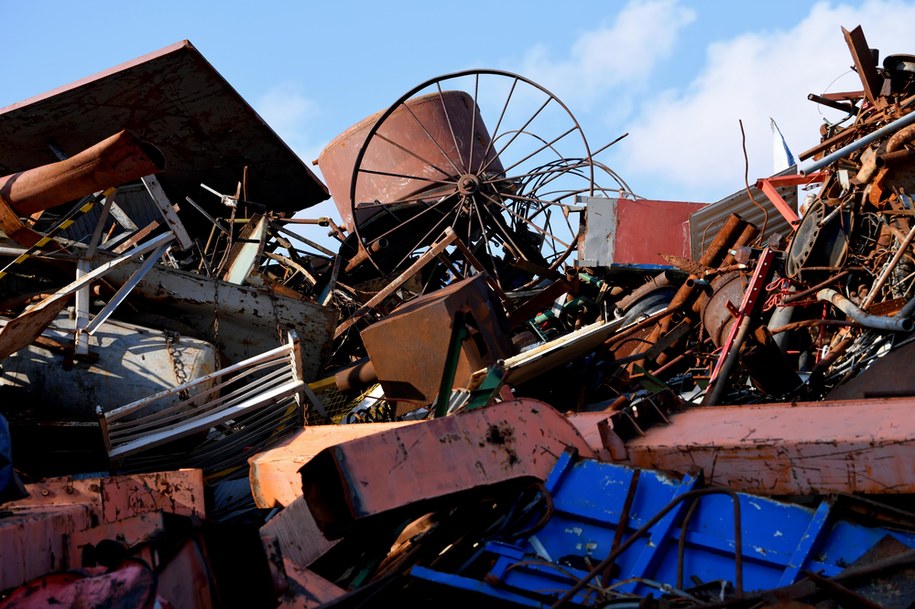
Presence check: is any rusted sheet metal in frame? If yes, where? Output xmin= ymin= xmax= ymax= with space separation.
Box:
xmin=261 ymin=497 xmax=338 ymax=570
xmin=318 ymin=90 xmax=502 ymax=231
xmin=70 ymin=511 xmax=165 ymax=569
xmin=826 ymin=340 xmax=915 ymax=400
xmin=273 ymin=559 xmax=347 ymax=609
xmin=2 ymin=469 xmax=206 ymax=522
xmin=249 ymin=421 xmax=419 ymax=508
xmin=261 ymin=501 xmax=345 ymax=607
xmin=299 ymin=399 xmax=597 ymax=538
xmin=0 ymin=559 xmax=159 ymax=609
xmin=360 ymin=274 xmax=514 ymax=406
xmin=578 ymin=197 xmax=707 ymax=268
xmin=0 ymin=505 xmax=92 ymax=592
xmin=0 ymin=41 xmax=328 ymax=215
xmin=610 ymin=396 xmax=915 ymax=495
xmin=156 ymin=538 xmax=216 ymax=609
xmin=0 ymin=130 xmax=164 ymax=216
xmin=97 ymin=250 xmax=336 ymax=370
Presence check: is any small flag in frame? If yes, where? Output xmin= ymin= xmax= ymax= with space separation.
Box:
xmin=770 ymin=117 xmax=796 ymax=173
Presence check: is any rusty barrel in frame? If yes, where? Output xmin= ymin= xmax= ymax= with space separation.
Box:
xmin=317 ymin=90 xmax=504 ymax=232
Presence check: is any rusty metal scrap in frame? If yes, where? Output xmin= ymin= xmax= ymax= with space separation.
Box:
xmin=4 ymin=25 xmax=915 ymax=609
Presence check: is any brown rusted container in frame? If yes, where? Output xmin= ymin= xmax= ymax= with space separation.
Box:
xmin=317 ymin=90 xmax=504 ymax=231
xmin=699 ymin=272 xmax=749 ymax=348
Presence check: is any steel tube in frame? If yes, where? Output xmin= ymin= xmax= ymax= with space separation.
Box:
xmin=799 ymin=109 xmax=915 ymax=175
xmin=817 ymin=288 xmax=914 ymax=332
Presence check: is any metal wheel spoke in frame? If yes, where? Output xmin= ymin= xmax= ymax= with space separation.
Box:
xmin=482 ymin=191 xmax=572 ymax=249
xmin=471 ymin=198 xmax=504 ymax=287
xmin=477 ymin=191 xmax=544 ymax=260
xmin=400 ymin=101 xmax=465 ymax=176
xmin=479 ymin=96 xmax=553 ymax=176
xmin=371 ymin=131 xmax=457 ymax=180
xmin=357 ymin=165 xmax=455 ymax=188
xmin=492 ymin=125 xmax=578 ymax=178
xmin=478 ymin=77 xmax=519 ymax=173
xmin=468 ymin=73 xmax=480 ymax=172
xmin=435 ymin=83 xmax=467 ymax=175
xmin=364 ymin=196 xmax=458 ymax=246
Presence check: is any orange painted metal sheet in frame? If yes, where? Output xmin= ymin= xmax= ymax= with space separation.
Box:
xmin=612 ymin=396 xmax=915 ymax=495
xmin=299 ymin=399 xmax=597 ymax=538
xmin=249 ymin=421 xmax=419 ymax=509
xmin=0 ymin=505 xmax=92 ymax=592
xmin=260 ymin=496 xmax=338 ymax=570
xmin=3 ymin=469 xmax=206 ymax=523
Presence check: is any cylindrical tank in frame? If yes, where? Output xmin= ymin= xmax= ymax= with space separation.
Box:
xmin=317 ymin=91 xmax=503 ymax=231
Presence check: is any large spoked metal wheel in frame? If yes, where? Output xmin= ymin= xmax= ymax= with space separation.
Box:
xmin=348 ymin=69 xmax=595 ymax=293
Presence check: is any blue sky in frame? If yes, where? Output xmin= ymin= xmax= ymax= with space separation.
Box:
xmin=6 ymin=0 xmax=915 ymax=232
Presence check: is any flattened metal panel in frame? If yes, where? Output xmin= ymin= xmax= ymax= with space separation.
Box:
xmin=299 ymin=399 xmax=597 ymax=538
xmin=620 ymin=397 xmax=915 ymax=495
xmin=579 ymin=197 xmax=707 ymax=268
xmin=0 ymin=41 xmax=328 ymax=218
xmin=689 ymin=166 xmax=800 ymax=260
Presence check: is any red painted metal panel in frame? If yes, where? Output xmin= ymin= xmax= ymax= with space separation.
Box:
xmin=613 ymin=397 xmax=915 ymax=495
xmin=299 ymin=399 xmax=597 ymax=538
xmin=249 ymin=422 xmax=419 ymax=509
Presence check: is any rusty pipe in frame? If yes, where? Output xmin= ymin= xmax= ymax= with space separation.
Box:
xmin=334 ymin=359 xmax=378 ymax=392
xmin=0 ymin=130 xmax=165 ymax=216
xmin=861 ymin=222 xmax=915 ymax=310
xmin=886 ymin=122 xmax=915 ymax=153
xmin=876 ymin=148 xmax=915 ymax=167
xmin=817 ymin=288 xmax=914 ymax=332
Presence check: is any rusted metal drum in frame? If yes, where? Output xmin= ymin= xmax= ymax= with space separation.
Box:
xmin=699 ymin=271 xmax=749 ymax=348
xmin=317 ymin=90 xmax=504 ymax=231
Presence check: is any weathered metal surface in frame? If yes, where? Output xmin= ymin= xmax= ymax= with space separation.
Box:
xmin=688 ymin=166 xmax=798 ymax=260
xmin=156 ymin=539 xmax=216 ymax=609
xmin=2 ymin=469 xmax=206 ymax=522
xmin=1 ymin=314 xmax=217 ymax=418
xmin=578 ymin=196 xmax=706 ymax=268
xmin=0 ymin=130 xmax=164 ymax=216
xmin=317 ymin=90 xmax=502 ymax=231
xmin=260 ymin=496 xmax=338 ymax=570
xmin=615 ymin=396 xmax=915 ymax=495
xmin=101 ymin=332 xmax=303 ymax=462
xmin=249 ymin=421 xmax=418 ymax=508
xmin=0 ymin=559 xmax=159 ymax=609
xmin=0 ymin=41 xmax=328 ymax=217
xmin=359 ymin=274 xmax=514 ymax=406
xmin=69 ymin=511 xmax=165 ymax=567
xmin=95 ymin=248 xmax=336 ymax=371
xmin=0 ymin=505 xmax=91 ymax=592
xmin=298 ymin=399 xmax=597 ymax=538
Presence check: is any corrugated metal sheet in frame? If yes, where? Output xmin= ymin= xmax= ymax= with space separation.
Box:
xmin=689 ymin=166 xmax=805 ymax=259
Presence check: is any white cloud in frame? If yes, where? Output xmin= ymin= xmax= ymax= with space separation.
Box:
xmin=619 ymin=0 xmax=915 ymax=201
xmin=521 ymin=0 xmax=696 ymax=110
xmin=255 ymin=82 xmax=324 ymax=164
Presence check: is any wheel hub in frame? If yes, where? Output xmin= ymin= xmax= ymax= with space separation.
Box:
xmin=457 ymin=173 xmax=481 ymax=196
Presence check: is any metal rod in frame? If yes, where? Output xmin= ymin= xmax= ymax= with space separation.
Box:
xmin=799 ymin=109 xmax=915 ymax=175
xmin=818 ymin=288 xmax=914 ymax=332
xmin=861 ymin=222 xmax=915 ymax=310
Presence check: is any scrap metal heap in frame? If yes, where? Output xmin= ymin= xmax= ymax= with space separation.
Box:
xmin=2 ymin=26 xmax=915 ymax=609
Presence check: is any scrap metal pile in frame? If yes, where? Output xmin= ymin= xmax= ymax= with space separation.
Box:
xmin=2 ymin=26 xmax=915 ymax=609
